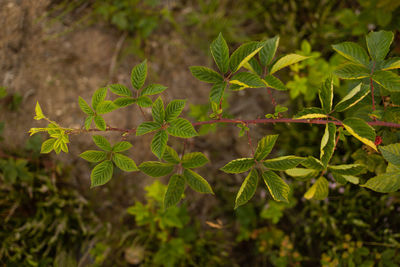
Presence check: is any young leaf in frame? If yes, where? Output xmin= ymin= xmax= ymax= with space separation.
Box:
xmin=229 ymin=41 xmax=266 ymax=72
xmin=109 ymin=84 xmax=133 ymax=97
xmin=78 ymin=97 xmax=94 ymax=115
xmin=334 ymin=83 xmax=369 ymax=112
xmin=263 ymin=156 xmax=305 ymax=171
xmin=270 ymin=54 xmax=309 ymax=74
xmin=183 ymin=169 xmax=213 ymax=194
xmin=41 ymin=138 xmax=56 ymax=153
xmin=94 ymin=116 xmax=106 ymax=131
xmin=165 ymin=100 xmax=186 ymax=122
xmin=263 ymin=75 xmax=287 ymax=91
xmin=328 ymin=164 xmax=365 ymax=175
xmin=294 ymin=107 xmax=327 ymax=119
xmin=220 ymin=158 xmax=255 ymax=173
xmin=210 ymin=33 xmax=229 ymax=74
xmin=229 ymin=72 xmax=265 ymax=91
xmin=140 ymin=84 xmax=167 ymax=96
xmin=182 ymin=152 xmax=208 ymax=169
xmin=190 ymin=66 xmax=224 ymax=83
xmin=136 ymin=121 xmax=161 ymax=136
xmin=342 ymin=117 xmax=377 ymax=151
xmin=112 ymin=153 xmax=138 ymax=172
xmin=379 ymin=143 xmax=400 ymax=166
xmin=163 ymin=146 xmax=181 ymax=164
xmin=152 ymin=97 xmax=165 ymax=124
xmin=139 ymin=161 xmax=175 ymax=177
xmin=259 ymin=36 xmax=280 ymax=66
xmin=254 ymin=134 xmax=279 ymax=161
xmin=382 ymin=57 xmax=400 ymax=71
xmin=366 ymin=30 xmax=394 ymax=62
xmin=113 ymin=97 xmax=136 ymax=108
xmin=92 ymin=135 xmax=112 ymax=151
xmin=235 ymin=169 xmax=259 ymax=208
xmin=136 ymin=96 xmax=153 ymax=107
xmin=333 ymin=63 xmax=370 ymax=79
xmin=92 ymin=87 xmax=107 ymax=110
xmin=372 ymin=70 xmax=400 ymax=92
xmin=96 ymin=101 xmax=118 ymax=114
xmin=320 ymin=123 xmax=336 ymax=167
xmin=112 ymin=141 xmax=132 ymax=152
xmin=304 ymin=177 xmax=329 ymax=200
xmin=362 ymin=172 xmax=400 ymax=193
xmin=209 ymin=81 xmax=227 ymax=103
xmin=164 ymin=174 xmax=185 ymax=209
xmin=80 ymin=150 xmax=107 ymax=162
xmin=285 ymin=168 xmax=319 ymax=181
xmin=91 ymin=160 xmax=113 ymax=188
xmin=319 ymin=77 xmax=334 ymax=113
xmin=332 ymin=42 xmax=369 ymax=66
xmin=262 ymin=171 xmax=290 ymax=202
xmin=151 ymin=130 xmax=168 ymax=159
xmin=85 ymin=116 xmax=93 ymax=130
xmin=131 ymin=60 xmax=147 ymax=90
xmin=167 ymin=118 xmax=197 ymax=138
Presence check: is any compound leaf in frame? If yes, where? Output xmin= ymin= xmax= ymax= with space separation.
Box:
xmin=362 ymin=172 xmax=400 ymax=193
xmin=152 ymin=97 xmax=165 ymax=124
xmin=332 ymin=42 xmax=369 ymax=66
xmin=190 ymin=66 xmax=224 ymax=83
xmin=184 ymin=169 xmax=213 ymax=194
xmin=109 ymin=84 xmax=132 ymax=97
xmin=80 ymin=150 xmax=107 ymax=162
xmin=91 ymin=160 xmax=113 ymax=188
xmin=259 ymin=36 xmax=280 ymax=66
xmin=94 ymin=116 xmax=106 ymax=131
xmin=163 ymin=146 xmax=180 ymax=164
xmin=167 ymin=118 xmax=197 ymax=138
xmin=41 ymin=138 xmax=56 ymax=154
xmin=210 ymin=33 xmax=229 ymax=74
xmin=164 ymin=174 xmax=186 ymax=209
xmin=262 ymin=170 xmax=290 ymax=202
xmin=366 ymin=30 xmax=394 ymax=61
xmin=372 ymin=70 xmax=400 ymax=92
xmin=320 ymin=123 xmax=336 ymax=167
xmin=254 ymin=134 xmax=279 ymax=161
xmin=220 ymin=158 xmax=255 ymax=173
xmin=229 ymin=72 xmax=265 ymax=91
xmin=92 ymin=87 xmax=107 ymax=111
xmin=235 ymin=169 xmax=259 ymax=208
xmin=140 ymin=84 xmax=167 ymax=96
xmin=334 ymin=83 xmax=369 ymax=112
xmin=92 ymin=135 xmax=112 ymax=151
xmin=270 ymin=54 xmax=309 ymax=74
xmin=263 ymin=156 xmax=305 ymax=171
xmin=139 ymin=161 xmax=175 ymax=177
xmin=78 ymin=97 xmax=94 ymax=115
xmin=263 ymin=75 xmax=287 ymax=91
xmin=165 ymin=100 xmax=186 ymax=122
xmin=151 ymin=130 xmax=168 ymax=159
xmin=182 ymin=152 xmax=208 ymax=169
xmin=209 ymin=81 xmax=227 ymax=103
xmin=112 ymin=141 xmax=132 ymax=152
xmin=304 ymin=176 xmax=329 ymax=200
xmin=342 ymin=117 xmax=377 ymax=151
xmin=136 ymin=121 xmax=161 ymax=136
xmin=229 ymin=41 xmax=266 ymax=72
xmin=131 ymin=60 xmax=147 ymax=90
xmin=112 ymin=153 xmax=138 ymax=172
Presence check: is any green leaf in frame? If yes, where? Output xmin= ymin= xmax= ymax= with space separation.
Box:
xmin=235 ymin=169 xmax=259 ymax=208
xmin=294 ymin=107 xmax=327 ymax=119
xmin=285 ymin=168 xmax=319 ymax=181
xmin=136 ymin=121 xmax=161 ymax=136
xmin=84 ymin=115 xmax=93 ymax=130
xmin=41 ymin=138 xmax=56 ymax=153
xmin=165 ymin=100 xmax=186 ymax=122
xmin=320 ymin=123 xmax=336 ymax=167
xmin=109 ymin=84 xmax=132 ymax=97
xmin=254 ymin=134 xmax=279 ymax=161
xmin=229 ymin=72 xmax=265 ymax=91
xmin=334 ymin=83 xmax=369 ymax=112
xmin=92 ymin=87 xmax=107 ymax=110
xmin=164 ymin=174 xmax=186 ymax=209
xmin=92 ymin=135 xmax=112 ymax=151
xmin=139 ymin=161 xmax=175 ymax=177
xmin=94 ymin=116 xmax=106 ymax=131
xmin=112 ymin=153 xmax=138 ymax=172
xmin=263 ymin=75 xmax=287 ymax=91
xmin=209 ymin=81 xmax=227 ymax=103
xmin=152 ymin=97 xmax=165 ymax=124
xmin=366 ymin=30 xmax=394 ymax=61
xmin=270 ymin=54 xmax=309 ymax=74
xmin=319 ymin=77 xmax=334 ymax=113
xmin=220 ymin=158 xmax=255 ymax=173
xmin=332 ymin=173 xmax=359 ymax=185
xmin=381 ymin=57 xmax=400 ymax=71
xmin=362 ymin=172 xmax=400 ymax=193
xmin=131 ymin=60 xmax=147 ymax=90
xmin=190 ymin=66 xmax=224 ymax=83
xmin=163 ymin=146 xmax=180 ymax=164
xmin=113 ymin=97 xmax=136 ymax=108
xmin=229 ymin=41 xmax=266 ymax=72
xmin=140 ymin=84 xmax=167 ymax=96
xmin=80 ymin=150 xmax=107 ymax=162
xmin=112 ymin=141 xmax=132 ymax=152
xmin=151 ymin=130 xmax=168 ymax=159
xmin=263 ymin=156 xmax=304 ymax=171
xmin=259 ymin=36 xmax=280 ymax=66
xmin=167 ymin=118 xmax=197 ymax=138
xmin=304 ymin=177 xmax=329 ymax=200
xmin=210 ymin=33 xmax=229 ymax=74
xmin=301 ymin=156 xmax=324 ymax=170
xmin=183 ymin=169 xmax=213 ymax=194
xmin=182 ymin=152 xmax=208 ymax=168
xmin=328 ymin=164 xmax=365 ymax=175
xmin=96 ymin=100 xmax=118 ymax=114
xmin=372 ymin=70 xmax=400 ymax=92
xmin=244 ymin=57 xmax=263 ymax=76
xmin=379 ymin=143 xmax=400 ymax=166
xmin=136 ymin=96 xmax=153 ymax=107
xmin=262 ymin=171 xmax=290 ymax=202
xmin=332 ymin=42 xmax=369 ymax=66
xmin=334 ymin=63 xmax=370 ymax=79
xmin=91 ymin=160 xmax=113 ymax=188
xmin=78 ymin=97 xmax=94 ymax=115
xmin=342 ymin=117 xmax=377 ymax=151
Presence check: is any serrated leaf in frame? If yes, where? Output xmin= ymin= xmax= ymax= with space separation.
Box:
xmin=184 ymin=169 xmax=213 ymax=194
xmin=113 ymin=97 xmax=136 ymax=108
xmin=164 ymin=174 xmax=185 ymax=209
xmin=320 ymin=123 xmax=336 ymax=167
xmin=165 ymin=100 xmax=186 ymax=122
xmin=319 ymin=77 xmax=334 ymax=113
xmin=362 ymin=172 xmax=400 ymax=193
xmin=92 ymin=135 xmax=112 ymax=151
xmin=328 ymin=164 xmax=365 ymax=175
xmin=136 ymin=96 xmax=153 ymax=107
xmin=372 ymin=70 xmax=400 ymax=92
xmin=139 ymin=161 xmax=175 ymax=177
xmin=131 ymin=60 xmax=147 ymax=90
xmin=235 ymin=169 xmax=259 ymax=208
xmin=152 ymin=97 xmax=165 ymax=124
xmin=229 ymin=41 xmax=266 ymax=72
xmin=78 ymin=97 xmax=94 ymax=115
xmin=263 ymin=75 xmax=287 ymax=91
xmin=190 ymin=66 xmax=224 ymax=83
xmin=136 ymin=121 xmax=161 ymax=136
xmin=229 ymin=72 xmax=265 ymax=91
xmin=334 ymin=63 xmax=370 ymax=79
xmin=342 ymin=117 xmax=377 ymax=151
xmin=151 ymin=130 xmax=168 ymax=159
xmin=84 ymin=115 xmax=93 ymax=130
xmin=263 ymin=156 xmax=304 ymax=170
xmin=294 ymin=107 xmax=327 ymax=119
xmin=259 ymin=36 xmax=280 ymax=66
xmin=209 ymin=81 xmax=227 ymax=103
xmin=366 ymin=30 xmax=394 ymax=61
xmin=182 ymin=152 xmax=208 ymax=168
xmin=220 ymin=158 xmax=255 ymax=173
xmin=94 ymin=116 xmax=106 ymax=131
xmin=244 ymin=57 xmax=263 ymax=76
xmin=379 ymin=143 xmax=400 ymax=166
xmin=92 ymin=87 xmax=107 ymax=110
xmin=210 ymin=33 xmax=229 ymax=74
xmin=96 ymin=100 xmax=118 ymax=114
xmin=80 ymin=150 xmax=107 ymax=162
xmin=41 ymin=138 xmax=56 ymax=153
xmin=167 ymin=118 xmax=197 ymax=138
xmin=109 ymin=84 xmax=132 ymax=97
xmin=332 ymin=42 xmax=369 ymax=66
xmin=254 ymin=134 xmax=279 ymax=161
xmin=332 ymin=173 xmax=359 ymax=185
xmin=304 ymin=177 xmax=329 ymax=200
xmin=140 ymin=84 xmax=167 ymax=96
xmin=163 ymin=146 xmax=180 ymax=164
xmin=112 ymin=153 xmax=138 ymax=172
xmin=91 ymin=160 xmax=113 ymax=188
xmin=112 ymin=141 xmax=132 ymax=152
xmin=334 ymin=83 xmax=369 ymax=112
xmin=262 ymin=171 xmax=290 ymax=202
xmin=382 ymin=57 xmax=400 ymax=71
xmin=270 ymin=54 xmax=309 ymax=74
xmin=285 ymin=168 xmax=319 ymax=181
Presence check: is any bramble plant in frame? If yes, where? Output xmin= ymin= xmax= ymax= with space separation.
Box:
xmin=30 ymin=30 xmax=400 ymax=210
